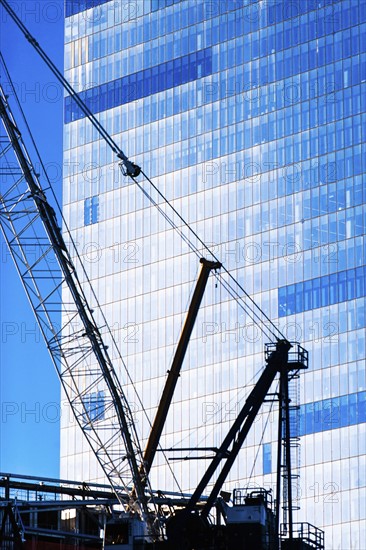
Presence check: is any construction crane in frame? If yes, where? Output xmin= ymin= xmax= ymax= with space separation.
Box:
xmin=140 ymin=258 xmax=222 ymax=488
xmin=0 ymin=87 xmax=325 ymax=550
xmin=0 ymin=79 xmax=226 ymax=537
xmin=0 ymin=2 xmax=325 ymax=548
xmin=0 ymin=83 xmax=156 ymax=531
xmin=0 ymin=78 xmax=223 ymax=520
xmin=165 ymin=340 xmax=309 ymax=548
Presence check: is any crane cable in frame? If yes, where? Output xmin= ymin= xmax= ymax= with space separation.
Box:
xmin=1 ymin=46 xmax=272 ymax=458
xmin=0 ymin=52 xmax=185 ymax=500
xmin=247 ymin=380 xmax=279 ymax=485
xmin=170 ymin=361 xmax=276 ymax=460
xmin=134 ymin=172 xmax=283 ymax=343
xmin=0 ymin=0 xmax=287 ymax=344
xmin=0 ymin=0 xmax=140 ymax=177
xmin=0 ymin=0 xmax=290 ymax=505
xmin=132 ymin=174 xmax=281 ymax=343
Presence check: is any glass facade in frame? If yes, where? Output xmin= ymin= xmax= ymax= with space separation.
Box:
xmin=62 ymin=1 xmax=366 ymax=548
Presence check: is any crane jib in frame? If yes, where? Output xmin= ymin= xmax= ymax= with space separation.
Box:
xmin=0 ymin=86 xmax=156 ymax=536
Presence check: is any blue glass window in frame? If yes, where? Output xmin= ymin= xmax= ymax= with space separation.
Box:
xmin=340 ymin=395 xmax=349 ymax=428
xmin=304 ymin=280 xmax=313 ymax=311
xmin=286 ymin=284 xmax=296 ymax=315
xmin=358 ymin=392 xmax=366 ymax=423
xmin=349 ymin=393 xmax=357 ymax=424
xmin=356 ymin=266 xmax=365 ymax=297
xmin=83 ymin=391 xmax=105 ymax=422
xmin=323 ymin=399 xmax=340 ymax=430
xmin=329 ymin=273 xmax=338 ymax=305
xmin=66 ymin=0 xmax=109 ymax=17
xmin=312 ymin=277 xmax=321 ymax=310
xmin=305 ymin=402 xmax=314 ymax=433
xmin=279 ymin=267 xmax=366 ymax=317
xmin=338 ymin=271 xmax=347 ymax=302
xmin=320 ymin=276 xmax=329 ymax=308
xmin=298 ymin=391 xmax=366 ymax=437
xmin=313 ymin=401 xmax=322 ymax=433
xmin=347 ymin=269 xmax=356 ymax=300
xmin=263 ymin=443 xmax=272 ymax=475
xmin=84 ymin=196 xmax=99 ymax=225
xmin=65 ymin=48 xmax=212 ymax=123
xmin=152 ymin=0 xmax=183 ymax=12
xmin=278 ymin=286 xmax=287 ymax=316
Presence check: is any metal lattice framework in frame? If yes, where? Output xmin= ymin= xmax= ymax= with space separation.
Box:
xmin=0 ymin=87 xmax=156 ymax=532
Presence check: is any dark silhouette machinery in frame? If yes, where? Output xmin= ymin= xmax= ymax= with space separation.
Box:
xmin=0 ymin=1 xmax=325 ymax=548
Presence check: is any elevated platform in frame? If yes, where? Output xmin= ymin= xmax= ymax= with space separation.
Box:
xmin=265 ymin=342 xmax=308 ymax=371
xmin=281 ymin=523 xmax=325 ymax=550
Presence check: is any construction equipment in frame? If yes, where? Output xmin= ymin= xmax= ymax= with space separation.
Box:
xmin=164 ymin=341 xmax=311 ymax=550
xmin=140 ymin=258 xmax=222 ymax=488
xmin=0 ymin=1 xmax=325 ymax=547
xmin=0 ymin=83 xmax=224 ymax=542
xmin=0 ymin=81 xmax=157 ymax=533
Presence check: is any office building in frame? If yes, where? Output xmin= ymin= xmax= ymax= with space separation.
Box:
xmin=62 ymin=1 xmax=366 ymax=548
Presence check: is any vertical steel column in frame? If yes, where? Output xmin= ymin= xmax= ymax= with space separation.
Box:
xmin=277 ymin=355 xmax=301 ymax=542
xmin=275 ymin=377 xmax=283 ymax=546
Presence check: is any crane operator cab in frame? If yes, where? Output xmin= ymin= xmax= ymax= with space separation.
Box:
xmin=220 ymin=488 xmax=276 ymax=550
xmin=104 ymin=512 xmax=149 ymax=550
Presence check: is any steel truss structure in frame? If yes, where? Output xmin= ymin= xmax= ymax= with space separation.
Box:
xmin=0 ymin=86 xmax=156 ymax=530
xmin=0 ymin=3 xmax=327 ymax=542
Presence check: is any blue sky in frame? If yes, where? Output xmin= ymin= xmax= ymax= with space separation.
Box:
xmin=0 ymin=0 xmax=64 ymax=478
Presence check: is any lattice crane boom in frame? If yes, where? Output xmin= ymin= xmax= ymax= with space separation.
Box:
xmin=0 ymin=85 xmax=155 ymax=532
xmin=0 ymin=4 xmax=323 ymax=546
